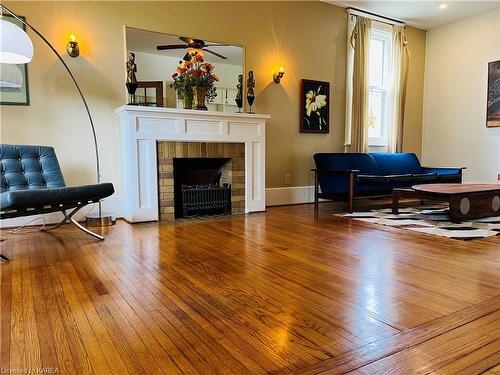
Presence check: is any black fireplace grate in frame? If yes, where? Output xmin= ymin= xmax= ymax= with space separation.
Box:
xmin=181 ymin=183 xmax=232 ymax=218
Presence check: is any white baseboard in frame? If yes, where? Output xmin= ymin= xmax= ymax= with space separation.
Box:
xmin=266 ymin=186 xmax=316 ymax=206
xmin=0 ymin=195 xmax=123 ymax=229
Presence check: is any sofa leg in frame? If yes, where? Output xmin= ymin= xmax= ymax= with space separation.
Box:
xmin=68 ymin=215 xmax=104 ymax=241
xmin=41 ymin=211 xmax=70 ymax=231
xmin=41 ymin=206 xmax=105 ymax=241
xmin=348 ymin=172 xmax=355 ymax=214
xmin=314 ymin=171 xmax=319 ymax=219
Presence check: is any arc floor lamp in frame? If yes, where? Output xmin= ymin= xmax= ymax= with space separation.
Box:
xmin=0 ymin=4 xmax=113 ymax=226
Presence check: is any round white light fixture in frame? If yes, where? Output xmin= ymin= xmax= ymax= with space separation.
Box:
xmin=439 ymin=3 xmax=448 ymax=10
xmin=0 ymin=19 xmax=33 ymax=64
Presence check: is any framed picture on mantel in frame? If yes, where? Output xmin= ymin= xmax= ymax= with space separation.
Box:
xmin=486 ymin=60 xmax=500 ymax=127
xmin=300 ymin=79 xmax=330 ymax=133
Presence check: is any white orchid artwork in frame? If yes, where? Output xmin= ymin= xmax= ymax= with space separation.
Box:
xmin=301 ymin=80 xmax=329 ymax=133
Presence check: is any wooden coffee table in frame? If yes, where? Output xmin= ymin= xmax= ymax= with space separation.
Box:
xmin=393 ymin=184 xmax=500 ymax=223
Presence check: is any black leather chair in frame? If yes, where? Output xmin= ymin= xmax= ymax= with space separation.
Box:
xmin=0 ymin=144 xmax=114 ymax=261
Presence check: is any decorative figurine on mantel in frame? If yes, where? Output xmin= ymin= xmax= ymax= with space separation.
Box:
xmin=235 ymin=74 xmax=243 ymax=113
xmin=126 ymin=52 xmax=138 ymax=104
xmin=246 ymin=71 xmax=255 ymax=114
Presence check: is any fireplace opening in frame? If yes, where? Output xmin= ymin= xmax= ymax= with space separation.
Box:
xmin=173 ymin=158 xmax=232 ymax=219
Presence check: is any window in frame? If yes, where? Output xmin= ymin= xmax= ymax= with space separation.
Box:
xmin=367 ymin=28 xmax=392 ymax=147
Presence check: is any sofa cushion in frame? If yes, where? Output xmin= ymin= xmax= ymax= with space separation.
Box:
xmin=314 ymin=153 xmax=381 ymax=194
xmin=413 ymin=173 xmax=439 ymax=183
xmin=314 ymin=153 xmax=380 ymax=174
xmin=388 ymin=174 xmax=414 ymax=183
xmin=370 ymin=153 xmax=422 ymax=175
xmin=357 ymin=174 xmax=414 ymax=185
xmin=357 ymin=174 xmax=389 ymax=184
xmin=1 ymin=183 xmax=114 ymax=211
xmin=438 ymin=173 xmax=461 ymax=182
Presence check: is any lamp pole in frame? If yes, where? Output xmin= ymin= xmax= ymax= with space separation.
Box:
xmin=1 ymin=4 xmax=105 ymax=218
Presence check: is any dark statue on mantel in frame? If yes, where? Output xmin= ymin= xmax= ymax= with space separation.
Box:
xmin=126 ymin=52 xmax=138 ymax=104
xmin=235 ymin=74 xmax=243 ymax=113
xmin=246 ymin=70 xmax=255 ymax=114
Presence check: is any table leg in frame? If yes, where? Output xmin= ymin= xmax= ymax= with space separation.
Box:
xmin=392 ymin=191 xmax=400 ymax=214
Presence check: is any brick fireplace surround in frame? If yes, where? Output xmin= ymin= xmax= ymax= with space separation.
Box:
xmin=157 ymin=141 xmax=245 ymax=221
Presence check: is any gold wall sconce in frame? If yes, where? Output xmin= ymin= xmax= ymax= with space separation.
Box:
xmin=273 ymin=66 xmax=285 ymax=84
xmin=67 ymin=34 xmax=79 ymax=58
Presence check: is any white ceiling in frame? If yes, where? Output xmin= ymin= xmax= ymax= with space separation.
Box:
xmin=326 ymin=1 xmax=500 ymax=29
xmin=125 ymin=27 xmax=243 ymax=66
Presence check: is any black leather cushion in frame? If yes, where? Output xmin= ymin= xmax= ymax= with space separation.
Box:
xmin=413 ymin=173 xmax=439 ymax=182
xmin=439 ymin=173 xmax=461 ymax=182
xmin=387 ymin=174 xmax=414 ymax=183
xmin=357 ymin=175 xmax=389 ymax=184
xmin=1 ymin=144 xmax=65 ymax=192
xmin=1 ymin=183 xmax=114 ymax=211
xmin=357 ymin=174 xmax=414 ymax=184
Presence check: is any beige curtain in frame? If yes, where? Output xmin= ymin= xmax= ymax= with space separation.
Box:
xmin=388 ymin=25 xmax=410 ymax=153
xmin=349 ymin=16 xmax=371 ymax=153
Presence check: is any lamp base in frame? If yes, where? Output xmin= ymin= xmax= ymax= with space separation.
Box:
xmin=85 ymin=212 xmax=116 ymax=227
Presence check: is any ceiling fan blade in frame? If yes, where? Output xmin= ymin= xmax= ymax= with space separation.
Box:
xmin=203 ymin=49 xmax=228 ymax=59
xmin=204 ymin=44 xmax=227 ymax=47
xmin=179 ymin=36 xmax=194 ymax=45
xmin=156 ymin=44 xmax=189 ymax=51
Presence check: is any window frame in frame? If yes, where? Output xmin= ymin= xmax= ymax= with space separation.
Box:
xmin=367 ymin=27 xmax=393 ymax=147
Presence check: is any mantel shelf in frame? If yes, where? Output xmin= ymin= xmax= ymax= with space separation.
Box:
xmin=115 ymin=105 xmax=271 ymax=121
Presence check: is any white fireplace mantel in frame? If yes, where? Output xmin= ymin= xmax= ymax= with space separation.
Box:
xmin=115 ymin=105 xmax=270 ymax=222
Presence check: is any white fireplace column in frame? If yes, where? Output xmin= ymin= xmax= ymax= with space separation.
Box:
xmin=115 ymin=105 xmax=270 ymax=222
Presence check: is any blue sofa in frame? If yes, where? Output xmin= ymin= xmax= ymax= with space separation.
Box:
xmin=312 ymin=153 xmax=465 ymax=214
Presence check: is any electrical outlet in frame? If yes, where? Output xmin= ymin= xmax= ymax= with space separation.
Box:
xmin=285 ymin=174 xmax=291 ymax=185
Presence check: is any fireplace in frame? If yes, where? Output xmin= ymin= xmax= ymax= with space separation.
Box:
xmin=173 ymin=158 xmax=232 ymax=219
xmin=157 ymin=141 xmax=245 ymax=221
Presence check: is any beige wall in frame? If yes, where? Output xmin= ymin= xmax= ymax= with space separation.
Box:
xmin=423 ymin=9 xmax=500 ymax=183
xmin=0 ymin=1 xmax=426 ymax=200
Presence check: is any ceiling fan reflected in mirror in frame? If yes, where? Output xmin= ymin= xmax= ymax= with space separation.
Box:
xmin=156 ymin=36 xmax=228 ymax=60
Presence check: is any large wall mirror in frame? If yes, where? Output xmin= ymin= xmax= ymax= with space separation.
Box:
xmin=125 ymin=27 xmax=243 ymax=112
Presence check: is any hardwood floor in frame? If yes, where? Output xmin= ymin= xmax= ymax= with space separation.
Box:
xmin=0 ymin=203 xmax=498 ymax=374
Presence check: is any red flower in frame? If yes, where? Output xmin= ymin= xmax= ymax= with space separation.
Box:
xmin=194 ymin=54 xmax=204 ymax=62
xmin=193 ymin=70 xmax=201 ymax=77
xmin=172 ymin=73 xmax=178 ymax=79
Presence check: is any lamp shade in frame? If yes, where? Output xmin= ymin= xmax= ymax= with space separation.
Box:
xmin=0 ymin=18 xmax=33 ymax=64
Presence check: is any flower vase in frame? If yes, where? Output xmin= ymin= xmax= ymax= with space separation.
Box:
xmin=192 ymin=86 xmax=208 ymax=111
xmin=183 ymin=95 xmax=193 ymax=110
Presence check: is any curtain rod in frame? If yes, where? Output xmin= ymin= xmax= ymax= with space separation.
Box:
xmin=347 ymin=7 xmax=405 ymax=27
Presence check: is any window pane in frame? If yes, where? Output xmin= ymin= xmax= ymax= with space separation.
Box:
xmin=369 ymin=38 xmax=384 ymax=88
xmin=368 ymin=89 xmax=384 ymax=139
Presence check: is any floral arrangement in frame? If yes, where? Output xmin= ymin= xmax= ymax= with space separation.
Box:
xmin=172 ymin=52 xmax=219 ymax=105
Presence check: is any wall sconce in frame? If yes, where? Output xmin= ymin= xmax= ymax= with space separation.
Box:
xmin=273 ymin=66 xmax=285 ymax=84
xmin=67 ymin=34 xmax=79 ymax=58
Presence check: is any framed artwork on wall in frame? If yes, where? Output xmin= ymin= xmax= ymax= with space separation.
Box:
xmin=487 ymin=60 xmax=500 ymax=127
xmin=0 ymin=14 xmax=30 ymax=106
xmin=300 ymin=79 xmax=330 ymax=133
